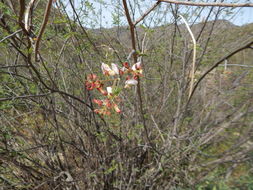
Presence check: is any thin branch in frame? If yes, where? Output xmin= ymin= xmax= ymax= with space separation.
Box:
xmin=0 ymin=65 xmax=28 ymax=69
xmin=122 ymin=0 xmax=148 ymax=143
xmin=133 ymin=2 xmax=161 ymax=26
xmin=34 ymin=0 xmax=53 ymax=61
xmin=6 ymin=40 xmax=93 ymax=110
xmin=18 ymin=0 xmax=27 ymax=32
xmin=219 ymin=64 xmax=253 ymax=68
xmin=0 ymin=176 xmax=13 ymax=187
xmin=0 ymin=29 xmax=22 ymax=43
xmin=151 ymin=114 xmax=165 ymax=142
xmin=0 ymin=145 xmax=48 ymax=153
xmin=158 ymin=0 xmax=253 ymax=7
xmin=0 ymin=71 xmax=32 ymax=81
xmin=188 ymin=39 xmax=253 ymax=103
xmin=179 ymin=15 xmax=196 ymax=100
xmin=0 ymin=93 xmax=51 ymax=102
xmin=68 ymin=0 xmax=102 ymax=56
xmin=24 ymin=0 xmax=36 ymax=32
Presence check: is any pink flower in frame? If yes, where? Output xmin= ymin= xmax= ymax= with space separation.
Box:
xmin=104 ymin=99 xmax=112 ymax=108
xmin=94 ymin=109 xmax=101 ymax=114
xmin=85 ymin=81 xmax=95 ymax=90
xmin=87 ymin=74 xmax=97 ymax=80
xmin=85 ymin=74 xmax=102 ymax=90
xmin=103 ymin=110 xmax=111 ymax=115
xmin=94 ymin=109 xmax=111 ymax=116
xmin=122 ymin=62 xmax=130 ymax=69
xmin=97 ymin=87 xmax=108 ymax=96
xmin=113 ymin=103 xmax=121 ymax=113
xmin=93 ymin=99 xmax=103 ymax=106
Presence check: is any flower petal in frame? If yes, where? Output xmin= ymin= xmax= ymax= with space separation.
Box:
xmin=136 ymin=61 xmax=141 ymax=69
xmin=132 ymin=61 xmax=142 ymax=71
xmin=104 ymin=99 xmax=112 ymax=108
xmin=97 ymin=87 xmax=108 ymax=96
xmin=113 ymin=103 xmax=121 ymax=113
xmin=126 ymin=79 xmax=138 ymax=85
xmin=124 ymin=79 xmax=138 ymax=88
xmin=85 ymin=81 xmax=95 ymax=90
xmin=87 ymin=74 xmax=97 ymax=80
xmin=119 ymin=68 xmax=125 ymax=75
xmin=93 ymin=98 xmax=103 ymax=106
xmin=94 ymin=109 xmax=101 ymax=114
xmin=122 ymin=62 xmax=130 ymax=69
xmin=111 ymin=63 xmax=119 ymax=75
xmin=106 ymin=86 xmax=113 ymax=94
xmin=101 ymin=63 xmax=112 ymax=75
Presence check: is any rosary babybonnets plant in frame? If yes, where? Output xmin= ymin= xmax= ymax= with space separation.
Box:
xmin=85 ymin=61 xmax=143 ymax=115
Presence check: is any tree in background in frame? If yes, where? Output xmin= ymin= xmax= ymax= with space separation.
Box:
xmin=0 ymin=0 xmax=253 ymax=189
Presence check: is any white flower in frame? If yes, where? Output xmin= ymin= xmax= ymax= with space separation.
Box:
xmin=119 ymin=67 xmax=127 ymax=75
xmin=106 ymin=86 xmax=113 ymax=94
xmin=132 ymin=61 xmax=141 ymax=71
xmin=131 ymin=62 xmax=143 ymax=75
xmin=101 ymin=62 xmax=111 ymax=75
xmin=101 ymin=63 xmax=119 ymax=76
xmin=124 ymin=79 xmax=138 ymax=88
xmin=111 ymin=63 xmax=119 ymax=75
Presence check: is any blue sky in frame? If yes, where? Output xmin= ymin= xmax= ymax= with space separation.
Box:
xmin=230 ymin=7 xmax=253 ymax=25
xmin=65 ymin=0 xmax=253 ymax=28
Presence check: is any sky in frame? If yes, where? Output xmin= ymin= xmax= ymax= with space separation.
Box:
xmin=65 ymin=0 xmax=253 ymax=28
xmin=230 ymin=7 xmax=253 ymax=25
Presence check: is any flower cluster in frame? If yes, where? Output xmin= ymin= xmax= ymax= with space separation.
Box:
xmin=85 ymin=61 xmax=143 ymax=115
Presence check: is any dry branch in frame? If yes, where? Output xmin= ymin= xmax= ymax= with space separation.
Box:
xmin=34 ymin=0 xmax=53 ymax=61
xmin=179 ymin=15 xmax=196 ymax=100
xmin=188 ymin=39 xmax=253 ymax=103
xmin=0 ymin=93 xmax=51 ymax=102
xmin=134 ymin=2 xmax=161 ymax=26
xmin=158 ymin=0 xmax=253 ymax=7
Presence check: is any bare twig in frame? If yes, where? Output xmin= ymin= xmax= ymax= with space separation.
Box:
xmin=122 ymin=0 xmax=136 ymax=55
xmin=122 ymin=0 xmax=148 ymax=143
xmin=0 ymin=29 xmax=22 ymax=43
xmin=0 ymin=93 xmax=51 ymax=102
xmin=158 ymin=0 xmax=253 ymax=7
xmin=133 ymin=2 xmax=161 ymax=26
xmin=24 ymin=0 xmax=36 ymax=32
xmin=18 ymin=0 xmax=26 ymax=29
xmin=188 ymin=39 xmax=253 ymax=103
xmin=18 ymin=0 xmax=30 ymax=35
xmin=219 ymin=64 xmax=253 ymax=68
xmin=0 ymin=64 xmax=28 ymax=69
xmin=151 ymin=114 xmax=165 ymax=142
xmin=68 ymin=0 xmax=102 ymax=56
xmin=179 ymin=15 xmax=196 ymax=99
